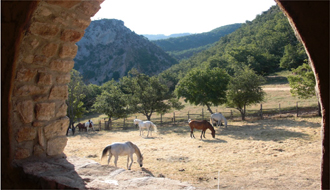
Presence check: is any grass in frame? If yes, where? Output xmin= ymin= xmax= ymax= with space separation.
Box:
xmin=65 ymin=117 xmax=322 ymax=189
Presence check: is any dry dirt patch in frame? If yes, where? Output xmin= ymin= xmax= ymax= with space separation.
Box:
xmin=64 ymin=117 xmax=321 ymax=189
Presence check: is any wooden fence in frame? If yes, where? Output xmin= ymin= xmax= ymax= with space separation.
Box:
xmin=91 ymin=102 xmax=318 ymax=131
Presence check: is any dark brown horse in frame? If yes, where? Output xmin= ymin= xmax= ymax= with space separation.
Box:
xmin=188 ymin=119 xmax=215 ymax=139
xmin=76 ymin=123 xmax=87 ymax=132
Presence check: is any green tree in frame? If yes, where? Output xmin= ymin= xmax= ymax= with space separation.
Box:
xmin=120 ymin=69 xmax=183 ymax=120
xmin=287 ymin=63 xmax=320 ymax=115
xmin=280 ymin=43 xmax=307 ymax=69
xmin=175 ymin=67 xmax=230 ymax=114
xmin=93 ymin=80 xmax=128 ymax=121
xmin=226 ymin=65 xmax=266 ymax=120
xmin=81 ymin=84 xmax=102 ymax=113
xmin=66 ymin=69 xmax=86 ymax=135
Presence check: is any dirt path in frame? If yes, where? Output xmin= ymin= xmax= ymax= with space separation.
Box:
xmin=65 ymin=117 xmax=321 ymax=189
xmin=263 ymin=87 xmax=290 ymax=91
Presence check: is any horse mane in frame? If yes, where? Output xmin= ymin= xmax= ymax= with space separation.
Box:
xmin=126 ymin=141 xmax=142 ymax=158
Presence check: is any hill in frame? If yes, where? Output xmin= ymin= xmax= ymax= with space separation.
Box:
xmin=152 ymin=23 xmax=242 ymax=60
xmin=142 ymin=33 xmax=191 ymax=41
xmin=159 ymin=5 xmax=307 ymax=86
xmin=74 ymin=19 xmax=178 ymax=85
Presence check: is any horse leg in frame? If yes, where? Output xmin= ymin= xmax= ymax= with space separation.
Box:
xmin=114 ymin=155 xmax=118 ymax=168
xmin=203 ymin=130 xmax=206 ymax=138
xmin=200 ymin=131 xmax=203 ymax=139
xmin=147 ymin=128 xmax=149 ymax=137
xmin=107 ymin=153 xmax=112 ymax=165
xmin=128 ymin=155 xmax=133 ymax=170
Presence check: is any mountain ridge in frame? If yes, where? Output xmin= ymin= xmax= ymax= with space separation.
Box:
xmin=74 ymin=19 xmax=178 ymax=85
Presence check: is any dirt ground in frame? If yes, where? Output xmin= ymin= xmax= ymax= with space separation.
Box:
xmin=64 ymin=116 xmax=322 ymax=189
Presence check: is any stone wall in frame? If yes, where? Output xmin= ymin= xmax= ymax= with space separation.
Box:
xmin=10 ymin=0 xmax=103 ymax=161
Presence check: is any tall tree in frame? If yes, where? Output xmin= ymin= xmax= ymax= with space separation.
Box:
xmin=93 ymin=80 xmax=128 ymax=121
xmin=120 ymin=69 xmax=183 ymax=120
xmin=287 ymin=63 xmax=320 ymax=115
xmin=66 ymin=69 xmax=86 ymax=135
xmin=175 ymin=67 xmax=230 ymax=114
xmin=226 ymin=65 xmax=266 ymax=120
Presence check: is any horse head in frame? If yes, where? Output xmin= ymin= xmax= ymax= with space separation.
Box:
xmin=137 ymin=155 xmax=143 ymax=167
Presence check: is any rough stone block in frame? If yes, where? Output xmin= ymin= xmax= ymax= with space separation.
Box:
xmin=73 ymin=18 xmax=91 ymax=30
xmin=42 ymin=43 xmax=58 ymax=57
xmin=33 ymin=55 xmax=48 ymax=65
xmin=59 ymin=43 xmax=78 ymax=59
xmin=56 ymin=103 xmax=67 ymax=118
xmin=37 ymin=72 xmax=52 ymax=85
xmin=47 ymin=136 xmax=68 ymax=156
xmin=38 ymin=127 xmax=46 ymax=148
xmin=60 ymin=29 xmax=84 ymax=42
xmin=77 ymin=1 xmax=101 ymax=17
xmin=49 ymin=85 xmax=68 ymax=100
xmin=16 ymin=127 xmax=37 ymax=143
xmin=16 ymin=67 xmax=37 ymax=82
xmin=16 ymin=100 xmax=34 ymax=123
xmin=50 ymin=59 xmax=74 ymax=73
xmin=46 ymin=0 xmax=82 ymax=9
xmin=56 ymin=74 xmax=71 ymax=84
xmin=15 ymin=147 xmax=31 ymax=160
xmin=30 ymin=22 xmax=59 ymax=39
xmin=44 ymin=117 xmax=69 ymax=140
xmin=35 ymin=102 xmax=55 ymax=121
xmin=14 ymin=85 xmax=50 ymax=97
xmin=33 ymin=144 xmax=46 ymax=156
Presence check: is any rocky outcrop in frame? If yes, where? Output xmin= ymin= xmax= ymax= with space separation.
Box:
xmin=74 ymin=19 xmax=178 ymax=85
xmin=15 ymin=156 xmax=195 ymax=189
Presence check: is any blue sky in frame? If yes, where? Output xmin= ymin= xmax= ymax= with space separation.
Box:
xmin=92 ymin=0 xmax=277 ymax=35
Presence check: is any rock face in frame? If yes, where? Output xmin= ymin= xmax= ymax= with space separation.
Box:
xmin=74 ymin=19 xmax=178 ymax=85
xmin=16 ymin=156 xmax=195 ymax=190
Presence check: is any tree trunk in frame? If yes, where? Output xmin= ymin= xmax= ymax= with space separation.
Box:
xmin=206 ymin=104 xmax=213 ymax=114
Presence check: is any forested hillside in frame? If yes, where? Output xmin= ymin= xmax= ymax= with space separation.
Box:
xmin=159 ymin=5 xmax=307 ymax=85
xmin=152 ymin=24 xmax=242 ymax=60
xmin=142 ymin=33 xmax=191 ymax=41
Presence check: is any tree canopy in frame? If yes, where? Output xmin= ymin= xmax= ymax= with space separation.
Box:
xmin=226 ymin=65 xmax=266 ymax=120
xmin=175 ymin=67 xmax=230 ymax=114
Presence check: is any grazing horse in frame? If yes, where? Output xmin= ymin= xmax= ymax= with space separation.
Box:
xmin=188 ymin=119 xmax=215 ymax=139
xmin=134 ymin=119 xmax=158 ymax=137
xmin=101 ymin=141 xmax=143 ymax=170
xmin=76 ymin=123 xmax=87 ymax=132
xmin=210 ymin=113 xmax=227 ymax=128
xmin=85 ymin=120 xmax=95 ymax=131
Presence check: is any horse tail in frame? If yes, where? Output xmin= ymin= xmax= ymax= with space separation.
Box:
xmin=152 ymin=122 xmax=158 ymax=133
xmin=101 ymin=145 xmax=111 ymax=161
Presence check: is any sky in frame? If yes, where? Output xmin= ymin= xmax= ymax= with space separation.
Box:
xmin=92 ymin=0 xmax=277 ymax=36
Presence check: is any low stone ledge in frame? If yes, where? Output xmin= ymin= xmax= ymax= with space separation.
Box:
xmin=14 ymin=156 xmax=195 ymax=190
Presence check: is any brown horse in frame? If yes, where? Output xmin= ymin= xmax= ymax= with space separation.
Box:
xmin=188 ymin=119 xmax=215 ymax=139
xmin=76 ymin=123 xmax=87 ymax=132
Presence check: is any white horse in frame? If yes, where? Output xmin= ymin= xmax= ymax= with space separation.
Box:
xmin=134 ymin=119 xmax=158 ymax=137
xmin=101 ymin=141 xmax=143 ymax=170
xmin=210 ymin=113 xmax=227 ymax=128
xmin=85 ymin=120 xmax=95 ymax=131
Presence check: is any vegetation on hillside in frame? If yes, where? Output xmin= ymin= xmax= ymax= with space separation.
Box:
xmin=153 ymin=23 xmax=242 ymax=60
xmin=160 ymin=5 xmax=307 ymax=86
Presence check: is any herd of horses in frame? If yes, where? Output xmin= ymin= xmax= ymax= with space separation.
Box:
xmin=98 ymin=113 xmax=227 ymax=170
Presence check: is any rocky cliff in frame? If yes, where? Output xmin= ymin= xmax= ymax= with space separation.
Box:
xmin=74 ymin=19 xmax=178 ymax=85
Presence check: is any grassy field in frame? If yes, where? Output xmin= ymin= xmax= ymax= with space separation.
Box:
xmin=65 ymin=74 xmax=322 ymax=189
xmin=64 ymin=117 xmax=321 ymax=189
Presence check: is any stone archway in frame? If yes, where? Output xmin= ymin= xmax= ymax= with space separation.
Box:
xmin=1 ymin=0 xmax=329 ymax=189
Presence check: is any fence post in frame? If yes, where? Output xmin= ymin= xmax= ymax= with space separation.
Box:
xmin=123 ymin=118 xmax=126 ymax=128
xmin=161 ymin=114 xmax=162 ymax=124
xmin=279 ymin=104 xmax=281 ymax=118
xmin=173 ymin=112 xmax=175 ymax=124
xmin=296 ymin=102 xmax=299 ymax=117
xmin=202 ymin=109 xmax=204 ymax=120
xmin=260 ymin=104 xmax=263 ymax=119
xmin=231 ymin=110 xmax=233 ymax=120
xmin=99 ymin=120 xmax=101 ymax=131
